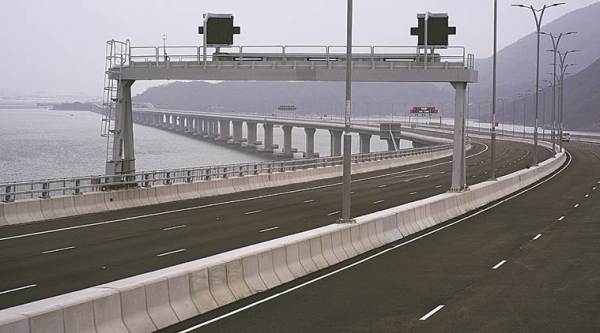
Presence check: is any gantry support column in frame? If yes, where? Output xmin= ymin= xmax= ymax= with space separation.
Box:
xmin=232 ymin=120 xmax=243 ymax=144
xmin=386 ymin=138 xmax=401 ymax=151
xmin=451 ymin=82 xmax=468 ymax=192
xmin=282 ymin=125 xmax=293 ymax=155
xmin=359 ymin=133 xmax=372 ymax=154
xmin=105 ymin=79 xmax=136 ymax=177
xmin=218 ymin=119 xmax=230 ymax=141
xmin=305 ymin=128 xmax=316 ymax=157
xmin=263 ymin=123 xmax=274 ymax=152
xmin=247 ymin=122 xmax=258 ymax=147
xmin=329 ymin=129 xmax=343 ymax=157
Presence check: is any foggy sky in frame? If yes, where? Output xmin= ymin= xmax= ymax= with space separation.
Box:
xmin=0 ymin=0 xmax=597 ymax=97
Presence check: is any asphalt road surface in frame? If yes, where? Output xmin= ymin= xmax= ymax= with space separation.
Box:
xmin=163 ymin=142 xmax=599 ymax=333
xmin=0 ymin=140 xmax=550 ymax=310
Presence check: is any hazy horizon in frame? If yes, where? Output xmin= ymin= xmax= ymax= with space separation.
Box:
xmin=1 ymin=0 xmax=597 ymax=97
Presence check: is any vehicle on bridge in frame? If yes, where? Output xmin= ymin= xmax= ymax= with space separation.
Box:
xmin=562 ymin=132 xmax=571 ymax=142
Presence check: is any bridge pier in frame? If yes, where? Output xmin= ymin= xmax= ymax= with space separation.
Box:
xmin=262 ymin=123 xmax=274 ymax=152
xmin=451 ymin=82 xmax=468 ymax=192
xmin=359 ymin=133 xmax=372 ymax=154
xmin=305 ymin=128 xmax=316 ymax=157
xmin=282 ymin=125 xmax=293 ymax=156
xmin=186 ymin=117 xmax=193 ymax=133
xmin=218 ymin=120 xmax=230 ymax=141
xmin=105 ymin=79 xmax=135 ymax=178
xmin=247 ymin=122 xmax=258 ymax=147
xmin=232 ymin=121 xmax=244 ymax=144
xmin=329 ymin=129 xmax=343 ymax=157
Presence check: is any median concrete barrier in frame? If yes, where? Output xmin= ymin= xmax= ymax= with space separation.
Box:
xmin=241 ymin=254 xmax=268 ymax=293
xmin=258 ymin=250 xmax=281 ymax=289
xmin=145 ymin=278 xmax=179 ymax=329
xmin=225 ymin=259 xmax=253 ymax=299
xmin=208 ymin=263 xmax=236 ymax=307
xmin=118 ymin=285 xmax=157 ymax=333
xmin=189 ymin=268 xmax=218 ymax=314
xmin=167 ymin=273 xmax=198 ymax=321
xmin=272 ymin=247 xmax=295 ymax=283
xmin=285 ymin=243 xmax=307 ymax=279
xmin=93 ymin=289 xmax=129 ymax=333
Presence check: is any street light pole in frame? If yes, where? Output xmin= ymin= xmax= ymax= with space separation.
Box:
xmin=557 ymin=49 xmax=578 ymax=151
xmin=542 ymin=31 xmax=576 ymax=155
xmin=340 ymin=0 xmax=353 ymax=223
xmin=491 ymin=0 xmax=498 ymax=180
xmin=513 ymin=2 xmax=565 ymax=166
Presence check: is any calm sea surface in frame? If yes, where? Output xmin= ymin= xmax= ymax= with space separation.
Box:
xmin=0 ymin=109 xmax=399 ymax=182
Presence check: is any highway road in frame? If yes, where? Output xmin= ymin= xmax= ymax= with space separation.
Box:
xmin=163 ymin=142 xmax=599 ymax=333
xmin=0 ymin=140 xmax=550 ymax=310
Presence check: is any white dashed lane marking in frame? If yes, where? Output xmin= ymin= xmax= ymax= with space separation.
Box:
xmin=244 ymin=210 xmax=263 ymax=215
xmin=162 ymin=225 xmax=186 ymax=231
xmin=373 ymin=200 xmax=385 ymax=204
xmin=419 ymin=305 xmax=445 ymax=321
xmin=327 ymin=211 xmax=341 ymax=216
xmin=259 ymin=227 xmax=279 ymax=233
xmin=492 ymin=260 xmax=507 ymax=270
xmin=42 ymin=246 xmax=76 ymax=254
xmin=533 ymin=234 xmax=542 ymax=240
xmin=157 ymin=249 xmax=186 ymax=257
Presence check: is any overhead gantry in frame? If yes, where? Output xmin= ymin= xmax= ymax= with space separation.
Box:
xmin=102 ymin=13 xmax=477 ymax=192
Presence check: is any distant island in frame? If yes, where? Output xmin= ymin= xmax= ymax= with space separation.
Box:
xmin=50 ymin=102 xmax=102 ymax=113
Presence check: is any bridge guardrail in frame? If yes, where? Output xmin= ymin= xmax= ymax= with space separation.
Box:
xmin=1 ymin=145 xmax=451 ymax=202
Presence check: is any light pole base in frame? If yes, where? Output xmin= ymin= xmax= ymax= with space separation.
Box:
xmin=448 ymin=186 xmax=470 ymax=193
xmin=337 ymin=218 xmax=356 ymax=224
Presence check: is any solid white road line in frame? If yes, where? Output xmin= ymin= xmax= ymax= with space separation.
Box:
xmin=42 ymin=246 xmax=76 ymax=254
xmin=303 ymin=200 xmax=315 ymax=203
xmin=0 ymin=143 xmax=491 ymax=243
xmin=0 ymin=284 xmax=37 ymax=295
xmin=574 ymin=204 xmax=580 ymax=208
xmin=558 ymin=216 xmax=565 ymax=221
xmin=419 ymin=305 xmax=445 ymax=321
xmin=533 ymin=234 xmax=542 ymax=240
xmin=244 ymin=210 xmax=263 ymax=215
xmin=373 ymin=200 xmax=385 ymax=204
xmin=327 ymin=211 xmax=341 ymax=216
xmin=162 ymin=225 xmax=187 ymax=231
xmin=157 ymin=249 xmax=186 ymax=257
xmin=175 ymin=151 xmax=571 ymax=332
xmin=259 ymin=227 xmax=279 ymax=233
xmin=492 ymin=260 xmax=507 ymax=270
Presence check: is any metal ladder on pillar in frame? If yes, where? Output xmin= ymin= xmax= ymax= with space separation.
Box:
xmin=100 ymin=40 xmax=129 ymax=170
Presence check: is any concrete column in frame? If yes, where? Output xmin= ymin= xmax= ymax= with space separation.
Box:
xmin=218 ymin=119 xmax=230 ymax=141
xmin=304 ymin=128 xmax=316 ymax=157
xmin=263 ymin=123 xmax=274 ymax=151
xmin=232 ymin=121 xmax=243 ymax=144
xmin=247 ymin=122 xmax=258 ymax=146
xmin=329 ymin=129 xmax=343 ymax=157
xmin=282 ymin=125 xmax=293 ymax=154
xmin=212 ymin=120 xmax=219 ymax=138
xmin=451 ymin=82 xmax=468 ymax=191
xmin=186 ymin=117 xmax=193 ymax=132
xmin=359 ymin=133 xmax=372 ymax=154
xmin=105 ymin=79 xmax=135 ymax=177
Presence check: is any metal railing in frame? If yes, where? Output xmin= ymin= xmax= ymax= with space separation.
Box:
xmin=125 ymin=44 xmax=474 ymax=70
xmin=1 ymin=145 xmax=451 ymax=203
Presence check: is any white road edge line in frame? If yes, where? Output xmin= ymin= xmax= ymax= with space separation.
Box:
xmin=156 ymin=249 xmax=186 ymax=257
xmin=327 ymin=211 xmax=341 ymax=216
xmin=244 ymin=210 xmax=263 ymax=215
xmin=162 ymin=225 xmax=187 ymax=231
xmin=492 ymin=260 xmax=507 ymax=270
xmin=0 ymin=143 xmax=490 ymax=243
xmin=533 ymin=234 xmax=542 ymax=240
xmin=259 ymin=227 xmax=279 ymax=233
xmin=0 ymin=284 xmax=37 ymax=295
xmin=41 ymin=246 xmax=76 ymax=254
xmin=419 ymin=305 xmax=445 ymax=321
xmin=176 ymin=151 xmax=571 ymax=332
xmin=558 ymin=216 xmax=565 ymax=221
